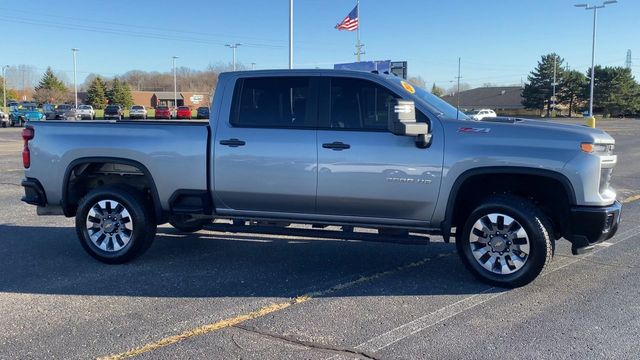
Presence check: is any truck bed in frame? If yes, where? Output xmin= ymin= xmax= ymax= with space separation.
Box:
xmin=25 ymin=120 xmax=210 ymax=211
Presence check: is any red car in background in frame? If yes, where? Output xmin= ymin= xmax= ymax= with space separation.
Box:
xmin=176 ymin=106 xmax=191 ymax=119
xmin=155 ymin=106 xmax=171 ymax=119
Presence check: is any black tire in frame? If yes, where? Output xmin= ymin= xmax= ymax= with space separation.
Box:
xmin=169 ymin=216 xmax=210 ymax=233
xmin=456 ymin=194 xmax=554 ymax=288
xmin=75 ymin=186 xmax=157 ymax=264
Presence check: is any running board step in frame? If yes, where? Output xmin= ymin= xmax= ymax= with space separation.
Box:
xmin=202 ymin=223 xmax=430 ymax=245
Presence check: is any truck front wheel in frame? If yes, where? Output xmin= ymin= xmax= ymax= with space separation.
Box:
xmin=456 ymin=194 xmax=554 ymax=288
xmin=75 ymin=186 xmax=157 ymax=264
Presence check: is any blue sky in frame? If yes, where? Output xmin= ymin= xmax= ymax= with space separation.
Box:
xmin=2 ymin=0 xmax=638 ymax=89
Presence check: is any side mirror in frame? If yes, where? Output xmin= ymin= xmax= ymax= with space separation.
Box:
xmin=388 ymin=99 xmax=432 ymax=148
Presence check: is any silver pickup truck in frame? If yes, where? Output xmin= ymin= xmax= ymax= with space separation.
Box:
xmin=20 ymin=69 xmax=621 ymax=287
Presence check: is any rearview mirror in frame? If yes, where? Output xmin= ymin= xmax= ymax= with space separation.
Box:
xmin=388 ymin=99 xmax=432 ymax=148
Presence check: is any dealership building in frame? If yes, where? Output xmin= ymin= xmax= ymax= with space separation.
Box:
xmin=130 ymin=91 xmax=210 ymax=108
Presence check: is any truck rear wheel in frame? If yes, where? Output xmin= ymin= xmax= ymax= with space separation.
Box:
xmin=75 ymin=186 xmax=156 ymax=264
xmin=456 ymin=194 xmax=554 ymax=288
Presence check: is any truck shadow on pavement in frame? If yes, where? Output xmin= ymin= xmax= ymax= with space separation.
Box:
xmin=0 ymin=224 xmax=497 ymax=298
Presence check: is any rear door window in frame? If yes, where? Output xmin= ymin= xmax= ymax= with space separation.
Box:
xmin=231 ymin=77 xmax=315 ymax=128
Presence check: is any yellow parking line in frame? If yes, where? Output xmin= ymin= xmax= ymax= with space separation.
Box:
xmin=622 ymin=194 xmax=640 ymax=204
xmin=97 ymin=255 xmax=443 ymax=359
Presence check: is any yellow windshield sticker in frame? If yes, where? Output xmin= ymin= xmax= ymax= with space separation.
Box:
xmin=401 ymin=81 xmax=415 ymax=94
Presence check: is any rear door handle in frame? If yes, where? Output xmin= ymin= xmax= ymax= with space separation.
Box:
xmin=322 ymin=142 xmax=350 ymax=150
xmin=219 ymin=138 xmax=246 ymax=147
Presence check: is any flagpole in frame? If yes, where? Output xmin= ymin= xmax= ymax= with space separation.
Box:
xmin=356 ymin=0 xmax=361 ymax=62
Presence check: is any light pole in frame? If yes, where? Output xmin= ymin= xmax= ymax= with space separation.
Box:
xmin=2 ymin=65 xmax=8 ymax=110
xmin=251 ymin=62 xmax=256 ymax=70
xmin=225 ymin=43 xmax=241 ymax=71
xmin=289 ymin=0 xmax=293 ymax=69
xmin=72 ymin=48 xmax=79 ymax=108
xmin=172 ymin=56 xmax=178 ymax=112
xmin=575 ymin=0 xmax=617 ymax=126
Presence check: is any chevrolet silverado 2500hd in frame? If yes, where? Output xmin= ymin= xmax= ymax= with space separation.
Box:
xmin=20 ymin=70 xmax=621 ymax=287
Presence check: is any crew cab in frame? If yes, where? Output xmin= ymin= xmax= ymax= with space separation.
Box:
xmin=20 ymin=70 xmax=621 ymax=287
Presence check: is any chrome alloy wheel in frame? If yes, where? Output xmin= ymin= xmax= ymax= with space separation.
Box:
xmin=469 ymin=213 xmax=530 ymax=275
xmin=86 ymin=199 xmax=133 ymax=252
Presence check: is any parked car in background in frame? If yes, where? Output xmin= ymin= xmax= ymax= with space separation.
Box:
xmin=196 ymin=106 xmax=210 ymax=119
xmin=129 ymin=105 xmax=148 ymax=120
xmin=104 ymin=105 xmax=124 ymax=120
xmin=154 ymin=105 xmax=171 ymax=119
xmin=10 ymin=103 xmax=45 ymax=126
xmin=0 ymin=110 xmax=8 ymax=127
xmin=43 ymin=104 xmax=56 ymax=120
xmin=176 ymin=106 xmax=191 ymax=119
xmin=467 ymin=109 xmax=497 ymax=121
xmin=53 ymin=104 xmax=75 ymax=120
xmin=77 ymin=105 xmax=96 ymax=120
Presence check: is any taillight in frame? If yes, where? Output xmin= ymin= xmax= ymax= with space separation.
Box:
xmin=22 ymin=126 xmax=34 ymax=168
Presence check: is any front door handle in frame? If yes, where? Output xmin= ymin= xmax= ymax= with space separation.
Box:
xmin=322 ymin=142 xmax=350 ymax=150
xmin=220 ymin=138 xmax=246 ymax=147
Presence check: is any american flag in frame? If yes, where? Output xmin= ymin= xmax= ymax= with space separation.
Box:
xmin=335 ymin=5 xmax=359 ymax=31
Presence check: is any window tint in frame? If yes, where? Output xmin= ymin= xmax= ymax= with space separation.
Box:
xmin=231 ymin=77 xmax=312 ymax=128
xmin=329 ymin=77 xmax=398 ymax=131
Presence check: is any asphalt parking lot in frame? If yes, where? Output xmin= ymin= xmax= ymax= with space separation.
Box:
xmin=1 ymin=119 xmax=640 ymax=360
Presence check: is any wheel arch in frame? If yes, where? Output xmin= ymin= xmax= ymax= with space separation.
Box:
xmin=62 ymin=157 xmax=163 ymax=222
xmin=441 ymin=167 xmax=576 ymax=241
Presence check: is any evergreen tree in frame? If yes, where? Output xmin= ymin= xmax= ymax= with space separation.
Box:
xmin=86 ymin=76 xmax=108 ymax=109
xmin=589 ymin=66 xmax=640 ymax=116
xmin=107 ymin=77 xmax=133 ymax=108
xmin=33 ymin=67 xmax=70 ymax=104
xmin=522 ymin=53 xmax=565 ymax=116
xmin=431 ymin=83 xmax=445 ymax=97
xmin=558 ymin=70 xmax=587 ymax=117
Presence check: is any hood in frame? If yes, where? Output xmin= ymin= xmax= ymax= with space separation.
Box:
xmin=473 ymin=117 xmax=615 ymax=145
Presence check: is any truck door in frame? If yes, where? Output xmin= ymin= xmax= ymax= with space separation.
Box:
xmin=213 ymin=76 xmax=318 ymax=215
xmin=316 ymin=77 xmax=444 ymax=224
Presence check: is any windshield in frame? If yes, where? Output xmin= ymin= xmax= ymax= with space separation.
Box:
xmin=391 ymin=78 xmax=469 ymax=120
xmin=57 ymin=105 xmax=71 ymax=110
xmin=79 ymin=105 xmax=90 ymax=109
xmin=412 ymin=84 xmax=468 ymax=120
xmin=132 ymin=106 xmax=143 ymax=110
xmin=178 ymin=106 xmax=189 ymax=110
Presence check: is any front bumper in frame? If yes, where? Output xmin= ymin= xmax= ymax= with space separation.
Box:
xmin=21 ymin=178 xmax=47 ymax=206
xmin=566 ymin=201 xmax=621 ymax=254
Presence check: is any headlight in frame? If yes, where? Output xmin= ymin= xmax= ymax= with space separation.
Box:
xmin=580 ymin=142 xmax=614 ymax=155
